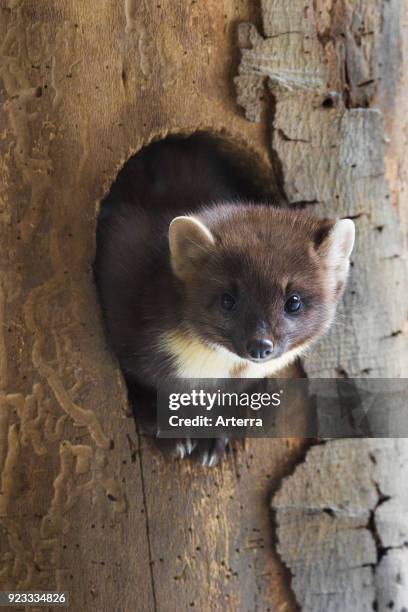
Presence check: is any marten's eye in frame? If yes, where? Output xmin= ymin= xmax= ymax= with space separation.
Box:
xmin=285 ymin=293 xmax=302 ymax=314
xmin=220 ymin=293 xmax=236 ymax=312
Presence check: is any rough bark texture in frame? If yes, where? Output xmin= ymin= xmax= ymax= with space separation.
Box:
xmin=274 ymin=439 xmax=408 ymax=612
xmin=236 ymin=1 xmax=408 ymax=610
xmin=0 ymin=1 xmax=305 ymax=611
xmin=1 ymin=1 xmax=407 ymax=611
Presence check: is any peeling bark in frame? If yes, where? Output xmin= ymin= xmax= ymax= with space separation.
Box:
xmin=236 ymin=1 xmax=408 ymax=610
xmin=273 ymin=440 xmax=408 ymax=612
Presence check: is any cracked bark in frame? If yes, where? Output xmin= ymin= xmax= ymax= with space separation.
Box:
xmin=273 ymin=440 xmax=408 ymax=611
xmin=236 ymin=1 xmax=408 ymax=610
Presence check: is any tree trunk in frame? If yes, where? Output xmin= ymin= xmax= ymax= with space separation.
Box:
xmin=1 ymin=1 xmax=407 ymax=611
xmin=236 ymin=1 xmax=408 ymax=610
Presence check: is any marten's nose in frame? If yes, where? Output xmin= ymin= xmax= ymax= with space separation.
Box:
xmin=246 ymin=338 xmax=274 ymax=361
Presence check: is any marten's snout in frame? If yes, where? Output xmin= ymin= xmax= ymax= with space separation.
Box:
xmin=246 ymin=338 xmax=274 ymax=362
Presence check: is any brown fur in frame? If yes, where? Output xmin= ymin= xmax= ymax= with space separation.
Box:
xmin=175 ymin=205 xmax=340 ymax=363
xmin=94 ymin=135 xmax=354 ymax=388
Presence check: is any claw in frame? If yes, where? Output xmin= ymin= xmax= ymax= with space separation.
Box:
xmin=185 ymin=439 xmax=196 ymax=455
xmin=207 ymin=453 xmax=218 ymax=468
xmin=200 ymin=451 xmax=210 ymax=466
xmin=175 ymin=442 xmax=186 ymax=460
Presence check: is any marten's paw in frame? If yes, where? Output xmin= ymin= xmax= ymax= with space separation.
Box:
xmin=195 ymin=437 xmax=229 ymax=467
xmin=173 ymin=438 xmax=198 ymax=460
xmin=163 ymin=437 xmax=230 ymax=466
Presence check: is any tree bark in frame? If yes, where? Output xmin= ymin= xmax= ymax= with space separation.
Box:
xmin=1 ymin=1 xmax=407 ymax=611
xmin=236 ymin=1 xmax=408 ymax=610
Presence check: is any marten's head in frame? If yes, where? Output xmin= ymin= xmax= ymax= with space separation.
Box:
xmin=168 ymin=204 xmax=354 ymax=369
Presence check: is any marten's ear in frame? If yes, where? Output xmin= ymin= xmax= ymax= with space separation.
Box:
xmin=169 ymin=216 xmax=215 ymax=280
xmin=317 ymin=218 xmax=355 ymax=293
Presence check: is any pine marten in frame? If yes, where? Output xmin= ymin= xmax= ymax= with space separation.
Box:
xmin=94 ymin=134 xmax=355 ymax=466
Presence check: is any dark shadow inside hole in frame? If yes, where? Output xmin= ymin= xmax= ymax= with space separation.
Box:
xmin=99 ymin=132 xmax=278 ymax=223
xmin=93 ymin=132 xmax=279 ymax=443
